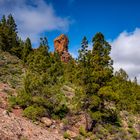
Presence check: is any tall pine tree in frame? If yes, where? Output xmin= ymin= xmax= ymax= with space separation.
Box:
xmin=0 ymin=14 xmax=21 ymax=57
xmin=22 ymin=37 xmax=32 ymax=63
xmin=77 ymin=33 xmax=117 ymax=131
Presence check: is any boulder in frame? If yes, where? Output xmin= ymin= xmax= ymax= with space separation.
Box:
xmin=2 ymin=110 xmax=9 ymax=117
xmin=41 ymin=117 xmax=52 ymax=127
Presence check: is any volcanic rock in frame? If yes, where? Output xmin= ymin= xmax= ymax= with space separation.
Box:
xmin=54 ymin=34 xmax=71 ymax=62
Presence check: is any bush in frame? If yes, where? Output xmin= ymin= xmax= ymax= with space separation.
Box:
xmin=128 ymin=128 xmax=140 ymax=139
xmin=74 ymin=135 xmax=85 ymax=140
xmin=79 ymin=126 xmax=87 ymax=137
xmin=63 ymin=131 xmax=71 ymax=139
xmin=53 ymin=104 xmax=69 ymax=119
xmin=8 ymin=95 xmax=17 ymax=108
xmin=23 ymin=105 xmax=46 ymax=121
xmin=16 ymin=89 xmax=32 ymax=108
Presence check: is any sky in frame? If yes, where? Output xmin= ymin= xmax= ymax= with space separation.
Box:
xmin=0 ymin=0 xmax=140 ymax=81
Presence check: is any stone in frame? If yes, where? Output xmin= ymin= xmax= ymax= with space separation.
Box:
xmin=59 ymin=123 xmax=64 ymax=129
xmin=50 ymin=124 xmax=56 ymax=129
xmin=2 ymin=110 xmax=9 ymax=117
xmin=66 ymin=130 xmax=77 ymax=138
xmin=34 ymin=121 xmax=39 ymax=125
xmin=53 ymin=129 xmax=58 ymax=134
xmin=54 ymin=34 xmax=71 ymax=62
xmin=1 ymin=120 xmax=5 ymax=123
xmin=14 ymin=105 xmax=21 ymax=109
xmin=41 ymin=117 xmax=52 ymax=127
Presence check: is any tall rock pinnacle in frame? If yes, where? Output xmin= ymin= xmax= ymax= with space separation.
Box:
xmin=54 ymin=34 xmax=71 ymax=62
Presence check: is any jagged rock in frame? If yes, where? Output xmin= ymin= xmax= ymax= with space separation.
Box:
xmin=54 ymin=34 xmax=71 ymax=62
xmin=41 ymin=117 xmax=53 ymax=127
xmin=54 ymin=34 xmax=69 ymax=53
xmin=61 ymin=51 xmax=71 ymax=63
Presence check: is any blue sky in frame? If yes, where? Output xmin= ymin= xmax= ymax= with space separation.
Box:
xmin=44 ymin=0 xmax=140 ymax=53
xmin=0 ymin=0 xmax=139 ymax=50
xmin=0 ymin=0 xmax=140 ymax=81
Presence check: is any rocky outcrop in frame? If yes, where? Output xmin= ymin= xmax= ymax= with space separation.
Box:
xmin=54 ymin=34 xmax=71 ymax=62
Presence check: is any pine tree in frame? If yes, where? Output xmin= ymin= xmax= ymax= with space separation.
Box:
xmin=134 ymin=76 xmax=137 ymax=85
xmin=1 ymin=15 xmax=6 ymax=26
xmin=77 ymin=33 xmax=117 ymax=131
xmin=27 ymin=37 xmax=50 ymax=73
xmin=78 ymin=36 xmax=88 ymax=66
xmin=7 ymin=14 xmax=19 ymax=54
xmin=92 ymin=33 xmax=113 ymax=86
xmin=77 ymin=37 xmax=92 ymax=85
xmin=0 ymin=14 xmax=20 ymax=56
xmin=115 ymin=68 xmax=128 ymax=81
xmin=87 ymin=32 xmax=116 ymax=129
xmin=22 ymin=37 xmax=32 ymax=63
xmin=39 ymin=37 xmax=49 ymax=54
xmin=0 ymin=15 xmax=9 ymax=51
xmin=7 ymin=14 xmax=17 ymax=33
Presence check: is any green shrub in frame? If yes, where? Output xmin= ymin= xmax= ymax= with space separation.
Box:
xmin=63 ymin=131 xmax=71 ymax=139
xmin=96 ymin=133 xmax=104 ymax=139
xmin=74 ymin=135 xmax=85 ymax=140
xmin=52 ymin=104 xmax=69 ymax=119
xmin=105 ymin=124 xmax=119 ymax=135
xmin=127 ymin=127 xmax=140 ymax=139
xmin=16 ymin=90 xmax=32 ymax=108
xmin=19 ymin=137 xmax=28 ymax=140
xmin=79 ymin=126 xmax=87 ymax=137
xmin=62 ymin=118 xmax=69 ymax=125
xmin=8 ymin=95 xmax=17 ymax=108
xmin=128 ymin=121 xmax=133 ymax=128
xmin=23 ymin=105 xmax=46 ymax=121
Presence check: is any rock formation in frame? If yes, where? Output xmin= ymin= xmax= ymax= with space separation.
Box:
xmin=54 ymin=34 xmax=71 ymax=62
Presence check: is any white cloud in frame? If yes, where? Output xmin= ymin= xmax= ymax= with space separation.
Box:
xmin=110 ymin=28 xmax=140 ymax=82
xmin=70 ymin=29 xmax=140 ymax=82
xmin=0 ymin=0 xmax=71 ymax=44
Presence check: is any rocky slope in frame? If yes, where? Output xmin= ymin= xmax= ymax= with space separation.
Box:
xmin=0 ymin=83 xmax=64 ymax=140
xmin=1 ymin=81 xmax=140 ymax=140
xmin=1 ymin=49 xmax=140 ymax=140
xmin=0 ymin=108 xmax=63 ymax=140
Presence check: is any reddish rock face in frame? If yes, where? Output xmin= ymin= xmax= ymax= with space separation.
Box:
xmin=54 ymin=34 xmax=70 ymax=62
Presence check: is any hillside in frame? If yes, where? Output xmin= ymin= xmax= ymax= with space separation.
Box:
xmin=0 ymin=51 xmax=64 ymax=140
xmin=0 ymin=52 xmax=140 ymax=140
xmin=0 ymin=82 xmax=140 ymax=140
xmin=0 ymin=50 xmax=24 ymax=88
xmin=0 ymin=15 xmax=140 ymax=140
